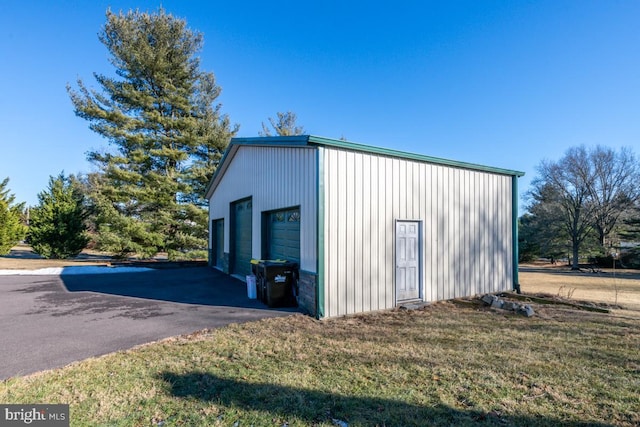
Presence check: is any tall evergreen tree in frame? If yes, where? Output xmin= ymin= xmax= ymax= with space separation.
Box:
xmin=29 ymin=174 xmax=89 ymax=259
xmin=0 ymin=178 xmax=26 ymax=255
xmin=620 ymin=206 xmax=640 ymax=244
xmin=68 ymin=8 xmax=237 ymax=259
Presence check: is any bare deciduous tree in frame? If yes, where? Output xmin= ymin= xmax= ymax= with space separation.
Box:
xmin=528 ymin=145 xmax=640 ymax=269
xmin=587 ymin=146 xmax=640 ymax=248
xmin=530 ymin=147 xmax=595 ymax=269
xmin=259 ymin=111 xmax=305 ymax=136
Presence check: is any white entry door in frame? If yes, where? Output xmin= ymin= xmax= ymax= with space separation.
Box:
xmin=396 ymin=221 xmax=421 ymax=302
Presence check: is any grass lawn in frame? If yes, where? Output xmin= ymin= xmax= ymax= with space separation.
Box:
xmin=1 ymin=297 xmax=638 ymax=426
xmin=519 ymin=263 xmax=640 ymax=313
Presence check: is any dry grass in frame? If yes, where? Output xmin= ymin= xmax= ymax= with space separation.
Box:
xmin=519 ymin=263 xmax=640 ymax=314
xmin=0 ymin=245 xmax=111 ymax=269
xmin=1 ymin=256 xmax=639 ymax=425
xmin=1 ymin=301 xmax=639 ymax=426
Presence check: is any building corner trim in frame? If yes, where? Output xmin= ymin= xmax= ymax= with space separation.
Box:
xmin=512 ymin=175 xmax=520 ymax=293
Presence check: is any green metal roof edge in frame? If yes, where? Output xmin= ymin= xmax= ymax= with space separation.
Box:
xmin=307 ymin=135 xmax=525 ymax=177
xmin=229 ymin=135 xmax=311 ymax=146
xmin=206 ymin=134 xmax=525 ymax=199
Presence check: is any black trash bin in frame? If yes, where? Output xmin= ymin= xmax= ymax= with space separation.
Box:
xmin=252 ymin=260 xmax=298 ymax=307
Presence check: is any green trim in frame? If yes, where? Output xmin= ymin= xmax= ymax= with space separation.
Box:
xmin=512 ymin=175 xmax=521 ymax=292
xmin=206 ymin=135 xmax=524 ymax=200
xmin=316 ymin=147 xmax=325 ymax=319
xmin=228 ymin=135 xmax=310 ymax=146
xmin=307 ymin=135 xmax=525 ymax=177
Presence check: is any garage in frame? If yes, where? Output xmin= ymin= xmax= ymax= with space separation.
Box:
xmin=206 ymin=135 xmax=523 ymax=319
xmin=231 ymin=198 xmax=252 ymax=277
xmin=264 ymin=207 xmax=300 ymax=263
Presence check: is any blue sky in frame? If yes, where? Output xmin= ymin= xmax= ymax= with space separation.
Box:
xmin=1 ymin=1 xmax=639 ymax=207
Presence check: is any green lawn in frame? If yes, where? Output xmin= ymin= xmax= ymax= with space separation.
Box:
xmin=1 ymin=300 xmax=638 ymax=426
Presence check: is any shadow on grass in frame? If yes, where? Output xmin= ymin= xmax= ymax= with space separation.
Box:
xmin=159 ymin=371 xmax=614 ymax=427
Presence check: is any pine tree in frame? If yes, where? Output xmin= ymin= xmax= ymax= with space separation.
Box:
xmin=0 ymin=178 xmax=26 ymax=255
xmin=67 ymin=8 xmax=237 ymax=259
xmin=29 ymin=174 xmax=89 ymax=259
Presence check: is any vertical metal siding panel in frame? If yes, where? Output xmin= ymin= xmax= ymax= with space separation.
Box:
xmin=326 ymin=149 xmax=339 ymax=318
xmin=354 ymin=152 xmax=363 ymax=313
xmin=410 ymin=161 xmax=415 ymax=218
xmin=473 ymin=173 xmax=480 ymax=294
xmin=370 ymin=157 xmax=380 ymax=310
xmin=484 ymin=173 xmax=491 ymax=293
xmin=488 ymin=174 xmax=495 ymax=293
xmin=495 ymin=175 xmax=503 ymax=292
xmin=462 ymin=169 xmax=470 ymax=297
xmin=432 ymin=166 xmax=439 ymax=300
xmin=493 ymin=174 xmax=501 ymax=293
xmin=416 ymin=162 xmax=423 ymax=220
xmin=483 ymin=173 xmax=492 ymax=294
xmin=449 ymin=167 xmax=456 ymax=299
xmin=410 ymin=161 xmax=417 ymax=218
xmin=441 ymin=168 xmax=449 ymax=299
xmin=502 ymin=176 xmax=510 ymax=289
xmin=499 ymin=176 xmax=505 ymax=287
xmin=475 ymin=171 xmax=482 ymax=294
xmin=476 ymin=172 xmax=484 ymax=294
xmin=497 ymin=175 xmax=503 ymax=292
xmin=378 ymin=156 xmax=388 ymax=310
xmin=467 ymin=170 xmax=475 ymax=295
xmin=426 ymin=164 xmax=435 ymax=302
xmin=344 ymin=151 xmax=354 ymax=315
xmin=419 ymin=162 xmax=427 ymax=299
xmin=385 ymin=157 xmax=395 ymax=309
xmin=468 ymin=170 xmax=476 ymax=296
xmin=362 ymin=154 xmax=372 ymax=313
xmin=437 ymin=165 xmax=445 ymax=301
xmin=338 ymin=149 xmax=348 ymax=317
xmin=452 ymin=168 xmax=460 ymax=298
xmin=322 ymin=149 xmax=330 ymax=317
xmin=459 ymin=170 xmax=469 ymax=296
xmin=401 ymin=158 xmax=406 ymax=217
xmin=446 ymin=166 xmax=452 ymax=300
xmin=457 ymin=169 xmax=464 ymax=298
xmin=443 ymin=166 xmax=450 ymax=300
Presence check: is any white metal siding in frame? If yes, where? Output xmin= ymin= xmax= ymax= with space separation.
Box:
xmin=322 ymin=148 xmax=513 ymax=318
xmin=209 ymin=146 xmax=317 ymax=273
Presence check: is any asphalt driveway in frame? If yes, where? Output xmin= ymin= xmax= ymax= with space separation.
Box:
xmin=0 ymin=267 xmax=297 ymax=379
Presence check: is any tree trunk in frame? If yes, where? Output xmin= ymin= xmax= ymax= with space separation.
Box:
xmin=571 ymin=240 xmax=580 ymax=270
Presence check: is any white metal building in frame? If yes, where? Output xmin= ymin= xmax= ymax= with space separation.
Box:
xmin=205 ymin=135 xmax=524 ymax=319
